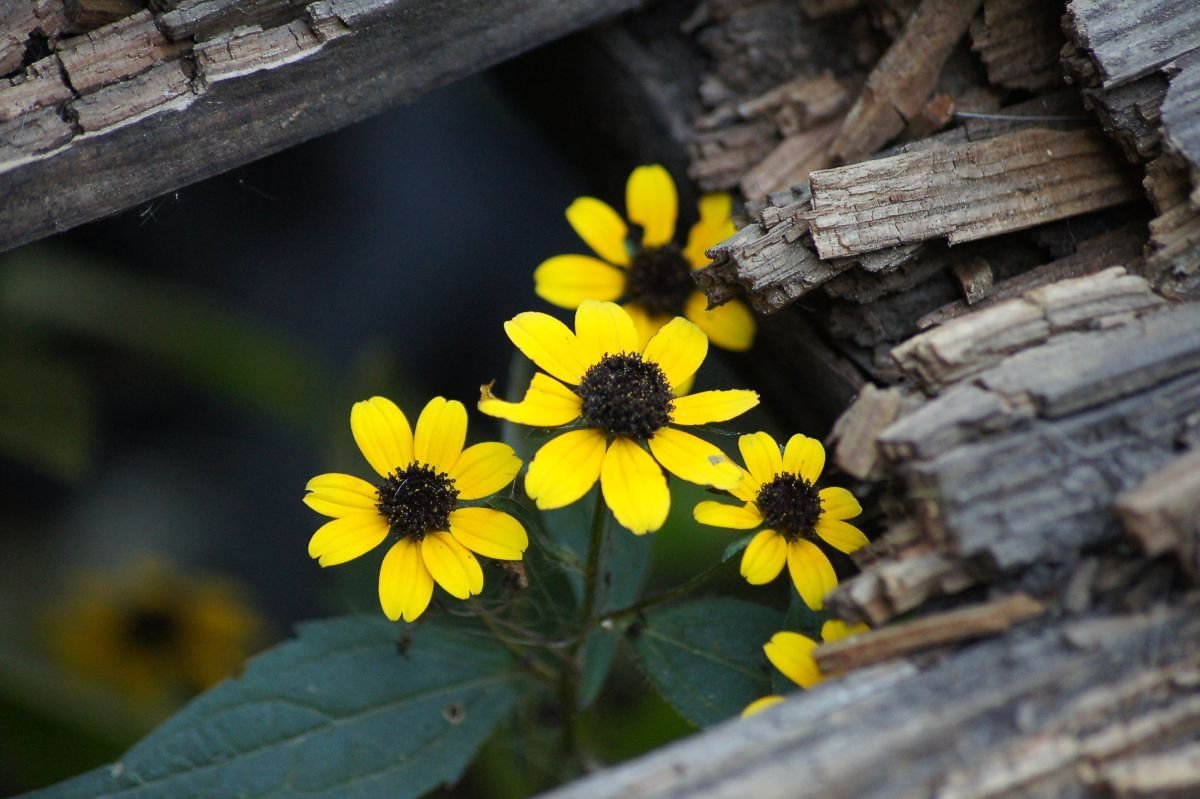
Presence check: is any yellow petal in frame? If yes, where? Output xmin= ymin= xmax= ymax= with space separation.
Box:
xmin=816 ymin=517 xmax=870 ymax=554
xmin=350 ymin=396 xmax=414 ymax=478
xmin=449 ymin=507 xmax=528 ymax=560
xmin=624 ymin=302 xmax=668 ymax=349
xmin=534 ymin=254 xmax=627 ymax=309
xmin=303 ymin=473 xmax=379 ymax=518
xmin=575 ymin=300 xmax=639 ymax=363
xmin=525 ymin=428 xmax=607 ymax=509
xmin=742 ymin=695 xmax=786 ymax=718
xmin=787 ymin=539 xmax=837 ymax=610
xmin=821 ymin=619 xmax=868 ymax=644
xmin=782 ymin=434 xmax=825 ymax=484
xmin=738 ymin=431 xmax=783 ymax=487
xmin=600 ymin=437 xmax=670 ymax=534
xmin=478 ymin=374 xmax=582 ymax=428
xmin=642 ymin=316 xmax=708 ymax=390
xmin=566 ymin=196 xmax=631 ymax=267
xmin=764 ymin=631 xmax=822 ymax=690
xmin=308 ymin=514 xmax=389 ymax=566
xmin=670 ymin=389 xmax=759 ymax=426
xmin=647 ymin=427 xmax=742 ymax=490
xmin=693 ymin=500 xmax=763 ymax=530
xmin=421 ymin=532 xmax=484 ymax=600
xmin=683 ymin=193 xmax=736 ymax=267
xmin=413 ymin=396 xmax=468 ymax=474
xmin=448 ymin=442 xmax=521 ymax=500
xmin=730 ymin=468 xmax=761 ymax=502
xmin=504 ymin=312 xmax=591 ymax=385
xmin=684 ymin=291 xmax=756 ymax=352
xmin=740 ymin=529 xmax=787 ymax=584
xmin=626 ymin=164 xmax=678 ymax=248
xmin=379 ymin=540 xmax=434 ymax=622
xmin=819 ymin=486 xmax=862 ymax=521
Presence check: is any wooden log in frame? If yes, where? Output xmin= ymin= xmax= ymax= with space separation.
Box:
xmin=0 ymin=0 xmax=642 ymax=254
xmin=809 ymin=127 xmax=1142 ymax=259
xmin=1116 ymin=449 xmax=1200 ymax=583
xmin=537 ymin=602 xmax=1200 ymax=799
xmin=829 ymin=0 xmax=982 ymax=162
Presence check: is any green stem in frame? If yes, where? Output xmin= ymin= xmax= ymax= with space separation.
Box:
xmin=577 ymin=489 xmax=609 ymax=628
xmin=598 ymin=558 xmax=727 ymax=624
xmin=468 ymin=601 xmax=557 ymax=682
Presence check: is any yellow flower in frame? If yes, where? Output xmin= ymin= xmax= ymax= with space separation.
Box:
xmin=48 ymin=557 xmax=265 ymax=714
xmin=479 ymin=300 xmax=759 ymax=535
xmin=693 ymin=432 xmax=868 ymax=609
xmin=742 ymin=619 xmax=868 ymax=717
xmin=304 ymin=396 xmax=527 ymax=622
xmin=534 ymin=164 xmax=757 ymax=351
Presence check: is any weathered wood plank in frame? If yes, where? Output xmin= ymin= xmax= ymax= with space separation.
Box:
xmin=809 ymin=128 xmax=1141 ymax=259
xmin=0 ymin=0 xmax=642 ymax=254
xmin=1161 ymin=51 xmax=1200 ymax=196
xmin=1064 ymin=0 xmax=1200 ymax=89
xmin=0 ymin=0 xmax=67 ymax=77
xmin=538 ymin=604 xmax=1200 ymax=799
xmin=967 ymin=0 xmax=1064 ymax=93
xmin=1116 ymin=449 xmax=1200 ymax=583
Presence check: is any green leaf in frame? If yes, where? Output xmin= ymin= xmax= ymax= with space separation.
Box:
xmin=632 ymin=597 xmax=782 ymax=727
xmin=23 ymin=616 xmax=528 ymax=799
xmin=0 ymin=343 xmax=94 ymax=480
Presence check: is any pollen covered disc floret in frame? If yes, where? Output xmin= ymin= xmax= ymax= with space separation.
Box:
xmin=578 ymin=353 xmax=674 ymax=440
xmin=626 ymin=244 xmax=695 ymax=318
xmin=303 ymin=395 xmax=527 ymax=623
xmin=755 ymin=473 xmax=822 ymax=542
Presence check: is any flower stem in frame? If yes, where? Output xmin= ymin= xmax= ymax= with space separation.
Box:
xmin=467 ymin=600 xmax=557 ymax=681
xmin=578 ymin=489 xmax=609 ymax=628
xmin=598 ymin=558 xmax=726 ymax=624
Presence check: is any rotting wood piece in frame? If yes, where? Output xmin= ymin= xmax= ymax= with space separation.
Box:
xmin=828 ymin=383 xmax=911 ymax=480
xmin=55 ymin=9 xmax=184 ymax=95
xmin=829 ymin=0 xmax=982 ymax=163
xmin=537 ymin=603 xmax=1200 ymax=799
xmin=64 ymin=0 xmax=144 ymax=33
xmin=885 ymin=303 xmax=1200 ymax=572
xmin=1084 ymin=740 xmax=1200 ymax=798
xmin=826 ymin=548 xmax=982 ymax=626
xmin=814 ymin=593 xmax=1045 ymax=672
xmin=967 ymin=0 xmax=1064 ymax=93
xmin=0 ymin=0 xmax=643 ymax=254
xmin=1161 ymin=51 xmax=1200 ymax=199
xmin=0 ymin=0 xmax=68 ymax=77
xmin=809 ymin=127 xmax=1141 ymax=259
xmin=1116 ymin=449 xmax=1200 ymax=583
xmin=0 ymin=55 xmax=73 ymax=123
xmin=1063 ymin=0 xmax=1200 ymax=90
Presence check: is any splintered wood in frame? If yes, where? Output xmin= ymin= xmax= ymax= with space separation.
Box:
xmin=1116 ymin=449 xmax=1200 ymax=583
xmin=968 ymin=0 xmax=1064 ymax=93
xmin=808 ymin=128 xmax=1140 ymax=259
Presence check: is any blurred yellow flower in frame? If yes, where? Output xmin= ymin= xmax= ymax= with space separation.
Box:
xmin=534 ymin=165 xmax=756 ymax=351
xmin=693 ymin=432 xmax=868 ymax=609
xmin=305 ymin=396 xmax=527 ymax=622
xmin=479 ymin=301 xmax=758 ymax=534
xmin=48 ymin=558 xmax=265 ymax=713
xmin=742 ymin=619 xmax=868 ymax=717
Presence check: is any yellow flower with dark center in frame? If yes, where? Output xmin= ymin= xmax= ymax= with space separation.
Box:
xmin=48 ymin=558 xmax=265 ymax=714
xmin=742 ymin=619 xmax=868 ymax=717
xmin=693 ymin=431 xmax=868 ymax=609
xmin=534 ymin=165 xmax=757 ymax=351
xmin=479 ymin=300 xmax=759 ymax=535
xmin=304 ymin=396 xmax=527 ymax=622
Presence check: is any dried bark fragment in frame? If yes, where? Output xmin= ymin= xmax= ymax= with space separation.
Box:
xmin=1144 ymin=163 xmax=1200 ymax=300
xmin=1116 ymin=449 xmax=1200 ymax=583
xmin=0 ymin=104 xmax=73 ymax=162
xmin=1160 ymin=51 xmax=1200 ymax=198
xmin=967 ymin=0 xmax=1064 ymax=93
xmin=195 ymin=19 xmax=326 ymax=83
xmin=828 ymin=383 xmax=911 ymax=480
xmin=1086 ymin=741 xmax=1200 ymax=798
xmin=0 ymin=54 xmax=73 ymax=122
xmin=827 ymin=549 xmax=982 ymax=625
xmin=814 ymin=593 xmax=1045 ymax=672
xmin=0 ymin=0 xmax=68 ymax=77
xmin=738 ymin=116 xmax=841 ymax=202
xmin=159 ymin=0 xmax=308 ymax=41
xmin=68 ymin=58 xmax=191 ymax=131
xmin=64 ymin=0 xmax=144 ymax=33
xmin=829 ymin=0 xmax=982 ymax=162
xmin=809 ymin=128 xmax=1141 ymax=259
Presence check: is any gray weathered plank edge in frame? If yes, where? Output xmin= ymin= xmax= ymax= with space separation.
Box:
xmin=0 ymin=0 xmax=642 ymax=254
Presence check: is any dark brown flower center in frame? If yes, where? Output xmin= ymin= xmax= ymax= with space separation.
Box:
xmin=627 ymin=244 xmax=694 ymax=317
xmin=376 ymin=463 xmax=459 ymax=540
xmin=577 ymin=353 xmax=674 ymax=440
xmin=124 ymin=606 xmax=179 ymax=650
xmin=756 ymin=474 xmax=821 ymax=541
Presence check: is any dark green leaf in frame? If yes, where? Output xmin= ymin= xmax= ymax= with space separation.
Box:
xmin=632 ymin=597 xmax=782 ymax=727
xmin=24 ymin=616 xmax=528 ymax=799
xmin=0 ymin=343 xmax=94 ymax=480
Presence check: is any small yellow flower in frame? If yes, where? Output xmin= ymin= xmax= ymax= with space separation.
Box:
xmin=479 ymin=300 xmax=759 ymax=535
xmin=48 ymin=558 xmax=265 ymax=713
xmin=693 ymin=432 xmax=868 ymax=609
xmin=304 ymin=396 xmax=527 ymax=622
xmin=534 ymin=165 xmax=757 ymax=351
xmin=742 ymin=619 xmax=868 ymax=717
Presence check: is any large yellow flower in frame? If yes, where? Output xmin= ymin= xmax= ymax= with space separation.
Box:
xmin=742 ymin=619 xmax=868 ymax=717
xmin=693 ymin=432 xmax=868 ymax=609
xmin=304 ymin=396 xmax=527 ymax=622
xmin=479 ymin=300 xmax=759 ymax=535
xmin=534 ymin=165 xmax=757 ymax=351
